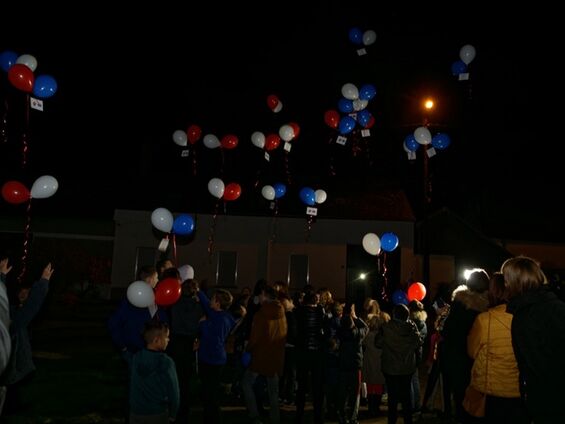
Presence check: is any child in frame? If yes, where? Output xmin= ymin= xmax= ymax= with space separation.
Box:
xmin=127 ymin=321 xmax=179 ymax=424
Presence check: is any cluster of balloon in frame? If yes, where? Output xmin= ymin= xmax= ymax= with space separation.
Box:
xmin=266 ymin=94 xmax=283 ymax=113
xmin=206 ymin=177 xmax=242 ymax=254
xmin=391 ymin=282 xmax=426 ymax=306
xmin=362 ymin=232 xmax=400 ymax=302
xmin=348 ymin=27 xmax=377 ymax=56
xmin=299 ymin=187 xmax=327 ymax=241
xmin=261 ymin=182 xmax=287 ymax=241
xmin=403 ymin=128 xmax=451 ymax=160
xmin=451 ymin=44 xmax=476 ymax=80
xmin=151 ymin=207 xmax=196 ymax=262
xmin=171 ymin=124 xmax=202 ymax=174
xmin=126 ymin=277 xmax=181 ymax=308
xmin=155 ymin=277 xmax=182 ymax=306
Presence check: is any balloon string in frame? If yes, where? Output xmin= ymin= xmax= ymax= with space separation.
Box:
xmin=284 ymin=152 xmax=291 ymax=186
xmin=172 ymin=234 xmax=177 ymax=266
xmin=379 ymin=252 xmax=389 ymax=302
xmin=22 ymin=94 xmax=30 ymax=168
xmin=305 ymin=214 xmax=314 ymax=242
xmin=270 ymin=201 xmax=278 ymax=243
xmin=1 ymin=99 xmax=7 ymax=144
xmin=328 ymin=136 xmax=336 ymax=177
xmin=17 ymin=198 xmax=33 ymax=284
xmin=207 ymin=201 xmax=220 ymax=258
xmin=192 ymin=146 xmax=197 ymax=176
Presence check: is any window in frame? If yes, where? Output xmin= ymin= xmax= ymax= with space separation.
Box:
xmin=217 ymin=251 xmax=237 ymax=287
xmin=288 ymin=254 xmax=309 ymax=289
xmin=135 ymin=247 xmax=159 ymax=280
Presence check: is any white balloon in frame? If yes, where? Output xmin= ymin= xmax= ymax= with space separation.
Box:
xmin=261 ymin=185 xmax=275 ymax=201
xmin=251 ymin=131 xmax=265 ymax=149
xmin=178 ymin=264 xmax=195 ymax=281
xmin=341 ymin=83 xmax=359 ymax=100
xmin=414 ymin=126 xmax=432 ymax=145
xmin=172 ymin=130 xmax=187 ymax=146
xmin=278 ymin=124 xmax=295 ymax=142
xmin=273 ymin=102 xmax=283 ymax=113
xmin=208 ymin=178 xmax=225 ymax=199
xmin=362 ymin=233 xmax=381 ymax=256
xmin=362 ymin=30 xmax=377 ymax=46
xmin=30 ymin=175 xmax=58 ymax=199
xmin=127 ymin=280 xmax=155 ymax=308
xmin=16 ymin=54 xmax=38 ymax=71
xmin=459 ymin=44 xmax=476 ymax=65
xmin=151 ymin=207 xmax=173 ymax=233
xmin=203 ymin=134 xmax=220 ymax=149
xmin=352 ymin=99 xmax=368 ymax=112
xmin=315 ymin=189 xmax=327 ymax=204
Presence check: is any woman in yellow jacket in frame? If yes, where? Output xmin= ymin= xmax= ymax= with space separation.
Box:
xmin=467 ymin=272 xmax=529 ymax=423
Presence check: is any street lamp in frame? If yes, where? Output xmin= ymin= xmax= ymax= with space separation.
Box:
xmin=422 ymin=97 xmax=435 ymax=205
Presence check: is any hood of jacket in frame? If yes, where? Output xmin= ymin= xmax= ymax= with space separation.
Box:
xmin=453 ymin=285 xmax=489 ymax=313
xmin=507 ymin=287 xmax=558 ymax=314
xmin=133 ymin=348 xmax=168 ymax=377
xmin=258 ymin=300 xmax=285 ymax=321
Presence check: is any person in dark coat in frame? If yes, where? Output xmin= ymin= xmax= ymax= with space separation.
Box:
xmin=504 ymin=256 xmax=565 ymax=423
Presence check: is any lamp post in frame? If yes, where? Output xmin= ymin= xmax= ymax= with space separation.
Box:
xmin=422 ymin=97 xmax=434 ymax=206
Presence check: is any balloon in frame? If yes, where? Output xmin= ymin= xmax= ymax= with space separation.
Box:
xmin=338 ymin=116 xmax=356 ymax=135
xmin=315 ymin=189 xmax=327 ymax=204
xmin=151 ymin=207 xmax=173 ymax=233
xmin=414 ymin=126 xmax=432 ymax=145
xmin=241 ymin=351 xmax=252 ymax=368
xmin=459 ymin=44 xmax=476 ymax=65
xmin=32 ymin=75 xmax=58 ymax=99
xmin=0 ymin=50 xmax=18 ymax=72
xmin=221 ymin=134 xmax=239 ymax=149
xmin=264 ymin=134 xmax=280 ymax=151
xmin=273 ymin=102 xmax=283 ymax=113
xmin=357 ymin=110 xmax=372 ymax=128
xmin=223 ymin=182 xmax=242 ymax=201
xmin=403 ymin=134 xmax=419 ymax=152
xmin=30 ymin=175 xmax=58 ymax=199
xmin=261 ymin=185 xmax=275 ymax=201
xmin=186 ymin=124 xmax=202 ymax=144
xmin=289 ymin=122 xmax=300 ymax=139
xmin=208 ymin=178 xmax=225 ymax=199
xmin=273 ymin=183 xmax=286 ymax=199
xmin=203 ymin=134 xmax=220 ymax=149
xmin=251 ymin=131 xmax=265 ymax=149
xmin=359 ymin=84 xmax=377 ymax=101
xmin=299 ymin=187 xmax=316 ymax=206
xmin=178 ymin=264 xmax=194 ymax=281
xmin=2 ymin=181 xmax=30 ymax=204
xmin=432 ymin=133 xmax=451 ymax=150
xmin=341 ymin=83 xmax=359 ymax=101
xmin=173 ymin=214 xmax=195 ymax=236
xmin=279 ymin=124 xmax=294 ymax=142
xmin=348 ymin=27 xmax=363 ymax=45
xmin=392 ymin=289 xmax=408 ymax=306
xmin=407 ymin=282 xmax=427 ymax=302
xmin=352 ymin=99 xmax=368 ymax=112
xmin=362 ymin=30 xmax=377 ymax=46
xmin=324 ymin=110 xmax=340 ymax=129
xmin=127 ymin=280 xmax=155 ymax=308
xmin=267 ymin=94 xmax=279 ymax=110
xmin=8 ymin=64 xmax=34 ymax=92
xmin=155 ymin=277 xmax=181 ymax=306
xmin=366 ymin=116 xmax=375 ymax=129
xmin=172 ymin=130 xmax=187 ymax=146
xmin=380 ymin=232 xmax=399 ymax=252
xmin=451 ymin=60 xmax=468 ymax=76
xmin=362 ymin=233 xmax=381 ymax=256
xmin=337 ymin=98 xmax=354 ymax=113
xmin=16 ymin=54 xmax=37 ymax=71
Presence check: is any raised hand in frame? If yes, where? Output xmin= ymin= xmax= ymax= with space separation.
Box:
xmin=42 ymin=263 xmax=55 ymax=281
xmin=0 ymin=258 xmax=12 ymax=276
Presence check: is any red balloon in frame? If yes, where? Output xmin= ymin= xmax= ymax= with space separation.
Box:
xmin=365 ymin=116 xmax=375 ymax=129
xmin=267 ymin=94 xmax=279 ymax=110
xmin=8 ymin=64 xmax=34 ymax=93
xmin=289 ymin=122 xmax=300 ymax=139
xmin=264 ymin=134 xmax=280 ymax=151
xmin=223 ymin=182 xmax=241 ymax=201
xmin=155 ymin=278 xmax=181 ymax=306
xmin=407 ymin=282 xmax=427 ymax=302
xmin=2 ymin=181 xmax=30 ymax=204
xmin=324 ymin=110 xmax=340 ymax=129
xmin=220 ymin=134 xmax=239 ymax=149
xmin=186 ymin=124 xmax=202 ymax=144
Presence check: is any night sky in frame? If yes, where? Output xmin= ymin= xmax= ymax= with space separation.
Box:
xmin=0 ymin=4 xmax=560 ymax=241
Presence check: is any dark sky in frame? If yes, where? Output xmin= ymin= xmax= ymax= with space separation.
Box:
xmin=0 ymin=4 xmax=561 ymax=241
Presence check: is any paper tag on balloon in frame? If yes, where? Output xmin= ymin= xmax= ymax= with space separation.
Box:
xmin=361 ymin=129 xmax=371 ymax=138
xmin=458 ymin=72 xmax=470 ymax=81
xmin=357 ymin=48 xmax=367 ymax=56
xmin=181 ymin=149 xmax=189 ymax=157
xmin=427 ymin=147 xmax=437 ymax=158
xmin=264 ymin=152 xmax=270 ymax=161
xmin=30 ymin=97 xmax=44 ymax=111
xmin=348 ymin=112 xmax=357 ymax=120
xmin=284 ymin=142 xmax=292 ymax=152
xmin=306 ymin=207 xmax=318 ymax=216
xmin=407 ymin=151 xmax=417 ymax=161
xmin=158 ymin=238 xmax=169 ymax=252
xmin=336 ymin=136 xmax=347 ymax=146
xmin=269 ymin=201 xmax=275 ymax=210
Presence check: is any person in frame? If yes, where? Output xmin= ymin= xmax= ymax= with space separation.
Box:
xmin=126 ymin=320 xmax=179 ymax=424
xmin=408 ymin=299 xmax=427 ymax=413
xmin=2 ymin=262 xmax=53 ymax=414
xmin=467 ymin=272 xmax=529 ymax=423
xmin=504 ymin=256 xmax=565 ymax=422
xmin=156 ymin=258 xmax=174 ymax=279
xmin=0 ymin=256 xmax=13 ymax=414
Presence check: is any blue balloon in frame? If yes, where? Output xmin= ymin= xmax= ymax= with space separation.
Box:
xmin=403 ymin=134 xmax=419 ymax=152
xmin=32 ymin=75 xmax=58 ymax=99
xmin=0 ymin=50 xmax=18 ymax=72
xmin=451 ymin=60 xmax=467 ymax=76
xmin=357 ymin=110 xmax=372 ymax=128
xmin=299 ymin=187 xmax=316 ymax=206
xmin=348 ymin=27 xmax=363 ymax=45
xmin=432 ymin=133 xmax=451 ymax=150
xmin=381 ymin=232 xmax=399 ymax=252
xmin=338 ymin=116 xmax=356 ymax=135
xmin=173 ymin=214 xmax=195 ymax=236
xmin=392 ymin=289 xmax=408 ymax=306
xmin=241 ymin=351 xmax=252 ymax=368
xmin=359 ymin=84 xmax=377 ymax=101
xmin=273 ymin=183 xmax=286 ymax=199
xmin=337 ymin=98 xmax=354 ymax=113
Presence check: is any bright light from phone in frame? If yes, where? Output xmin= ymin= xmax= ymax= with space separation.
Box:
xmin=463 ymin=268 xmax=483 ymax=280
xmin=359 ymin=273 xmax=366 ymax=280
